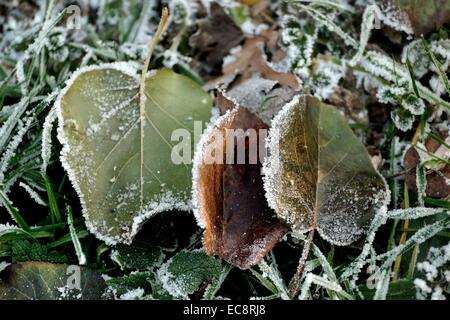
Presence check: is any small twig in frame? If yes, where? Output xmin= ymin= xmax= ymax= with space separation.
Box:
xmin=384 ymin=167 xmax=414 ymax=179
xmin=290 ymin=228 xmax=315 ymax=297
xmin=139 ymin=7 xmax=169 ymax=210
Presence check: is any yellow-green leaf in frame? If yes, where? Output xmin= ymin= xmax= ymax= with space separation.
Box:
xmin=56 ymin=63 xmax=212 ymax=244
xmin=263 ymin=95 xmax=389 ymax=245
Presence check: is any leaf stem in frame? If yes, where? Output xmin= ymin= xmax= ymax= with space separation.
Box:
xmin=139 ymin=8 xmax=169 ymax=210
xmin=290 ymin=228 xmax=315 ymax=297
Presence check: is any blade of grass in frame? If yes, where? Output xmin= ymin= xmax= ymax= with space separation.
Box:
xmin=405 ymin=50 xmax=420 ymax=98
xmin=0 ymin=190 xmax=29 ymax=231
xmin=67 ymin=206 xmax=86 ymax=265
xmin=44 ymin=175 xmax=62 ymax=223
xmin=424 ymin=197 xmax=450 ymax=209
xmin=421 ymin=37 xmax=450 ymax=94
xmin=46 ymin=229 xmax=89 ymax=249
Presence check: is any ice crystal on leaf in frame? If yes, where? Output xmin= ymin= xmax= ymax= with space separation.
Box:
xmin=280 ymin=15 xmax=317 ymax=77
xmin=157 ymin=250 xmax=222 ymax=299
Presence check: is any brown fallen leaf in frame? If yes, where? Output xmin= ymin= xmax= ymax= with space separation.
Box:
xmin=385 ymin=0 xmax=450 ymax=36
xmin=328 ymin=86 xmax=368 ymax=125
xmin=206 ymin=30 xmax=299 ymax=124
xmin=222 ymin=35 xmax=298 ymax=89
xmin=404 ymin=131 xmax=450 ymax=199
xmin=189 ymin=2 xmax=244 ymax=73
xmin=193 ymin=92 xmax=288 ymax=269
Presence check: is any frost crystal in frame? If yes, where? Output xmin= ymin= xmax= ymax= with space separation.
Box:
xmin=19 ymin=182 xmax=47 ymax=207
xmin=258 ymin=257 xmax=289 ymax=300
xmin=415 ymin=241 xmax=450 ymax=300
xmin=280 ymin=15 xmax=317 ymax=76
xmin=41 ymin=105 xmax=58 ymax=174
xmin=0 ymin=261 xmax=10 ymax=273
xmin=0 ymin=113 xmax=34 ymax=184
xmin=119 ymin=288 xmax=145 ymax=300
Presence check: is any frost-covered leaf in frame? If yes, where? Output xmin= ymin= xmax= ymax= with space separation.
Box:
xmin=10 ymin=240 xmax=68 ymax=263
xmin=391 ymin=108 xmax=414 ymax=132
xmin=263 ymin=95 xmax=389 ymax=245
xmin=157 ymin=250 xmax=222 ymax=299
xmin=193 ymin=93 xmax=288 ymax=269
xmin=0 ymin=262 xmax=107 ymax=300
xmin=111 ymin=244 xmax=164 ymax=271
xmin=394 ymin=0 xmax=450 ymax=35
xmin=280 ymin=14 xmax=317 ymax=75
xmin=403 ymin=132 xmax=450 ymax=199
xmin=56 ymin=63 xmax=213 ymax=244
xmin=105 ymin=271 xmax=155 ymax=300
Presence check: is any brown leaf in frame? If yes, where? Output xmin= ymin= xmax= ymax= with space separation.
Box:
xmin=387 ymin=0 xmax=450 ymax=35
xmin=327 ymin=86 xmax=368 ymax=125
xmin=206 ymin=31 xmax=299 ymax=124
xmin=222 ymin=36 xmax=299 ymax=89
xmin=194 ymin=92 xmax=288 ymax=269
xmin=189 ymin=2 xmax=244 ymax=72
xmin=404 ymin=131 xmax=450 ymax=199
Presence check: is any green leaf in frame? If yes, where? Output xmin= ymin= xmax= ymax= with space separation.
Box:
xmin=10 ymin=240 xmax=68 ymax=263
xmin=106 ymin=272 xmax=154 ymax=299
xmin=0 ymin=261 xmax=108 ymax=300
xmin=263 ymin=95 xmax=389 ymax=245
xmin=157 ymin=250 xmax=222 ymax=298
xmin=110 ymin=243 xmax=164 ymax=271
xmin=56 ymin=63 xmax=213 ymax=244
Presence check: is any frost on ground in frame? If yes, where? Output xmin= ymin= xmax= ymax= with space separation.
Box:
xmin=415 ymin=241 xmax=450 ymax=300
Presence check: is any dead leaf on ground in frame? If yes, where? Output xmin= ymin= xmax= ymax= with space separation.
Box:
xmin=189 ymin=2 xmax=244 ymax=73
xmin=207 ymin=30 xmax=300 ymax=124
xmin=221 ymin=33 xmax=298 ymax=89
xmin=193 ymin=91 xmax=288 ymax=269
xmin=387 ymin=0 xmax=450 ymax=35
xmin=328 ymin=86 xmax=368 ymax=125
xmin=404 ymin=131 xmax=450 ymax=199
